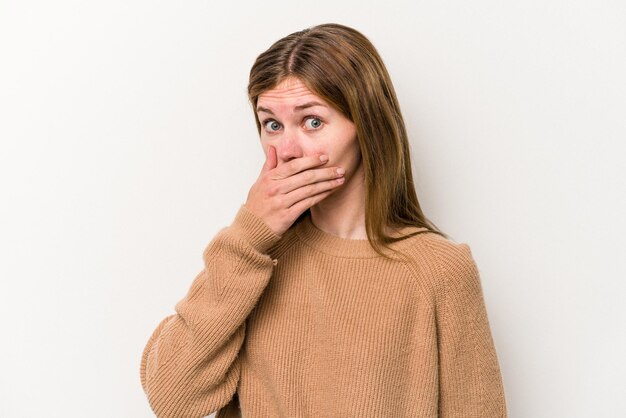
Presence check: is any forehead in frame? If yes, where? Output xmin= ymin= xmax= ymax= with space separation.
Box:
xmin=257 ymin=77 xmax=325 ymax=106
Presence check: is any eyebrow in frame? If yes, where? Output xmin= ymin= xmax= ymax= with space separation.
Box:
xmin=256 ymin=101 xmax=327 ymax=115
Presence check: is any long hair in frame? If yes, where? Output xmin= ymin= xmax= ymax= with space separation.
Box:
xmin=247 ymin=23 xmax=449 ymax=260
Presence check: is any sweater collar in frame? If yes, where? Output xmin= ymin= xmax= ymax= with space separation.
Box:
xmin=293 ymin=211 xmax=425 ymax=259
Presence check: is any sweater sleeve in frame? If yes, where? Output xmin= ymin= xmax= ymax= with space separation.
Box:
xmin=139 ymin=204 xmax=282 ymax=418
xmin=433 ymin=242 xmax=508 ymax=417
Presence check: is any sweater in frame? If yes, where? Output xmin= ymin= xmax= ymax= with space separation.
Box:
xmin=140 ymin=204 xmax=507 ymax=417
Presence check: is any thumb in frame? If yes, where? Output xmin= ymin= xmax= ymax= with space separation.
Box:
xmin=263 ymin=145 xmax=278 ymax=172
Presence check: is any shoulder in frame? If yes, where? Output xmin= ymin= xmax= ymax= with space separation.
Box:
xmin=395 ymin=226 xmax=474 ymax=268
xmin=395 ymin=228 xmax=480 ymax=301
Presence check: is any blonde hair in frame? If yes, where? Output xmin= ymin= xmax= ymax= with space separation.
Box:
xmin=247 ymin=23 xmax=448 ymax=260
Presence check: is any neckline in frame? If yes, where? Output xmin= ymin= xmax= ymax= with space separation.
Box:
xmin=293 ymin=211 xmax=426 ymax=258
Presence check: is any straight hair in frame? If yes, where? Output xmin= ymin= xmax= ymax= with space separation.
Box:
xmin=247 ymin=23 xmax=449 ymax=260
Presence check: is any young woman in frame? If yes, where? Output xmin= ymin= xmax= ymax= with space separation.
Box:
xmin=140 ymin=23 xmax=507 ymax=417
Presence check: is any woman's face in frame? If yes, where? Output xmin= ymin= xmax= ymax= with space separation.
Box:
xmin=256 ymin=76 xmax=362 ymax=189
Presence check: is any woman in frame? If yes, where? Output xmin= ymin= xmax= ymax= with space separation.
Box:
xmin=140 ymin=23 xmax=507 ymax=417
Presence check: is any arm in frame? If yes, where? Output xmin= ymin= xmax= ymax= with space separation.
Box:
xmin=433 ymin=242 xmax=508 ymax=417
xmin=140 ymin=204 xmax=282 ymax=418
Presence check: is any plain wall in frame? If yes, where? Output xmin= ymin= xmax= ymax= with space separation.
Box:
xmin=1 ymin=1 xmax=624 ymax=417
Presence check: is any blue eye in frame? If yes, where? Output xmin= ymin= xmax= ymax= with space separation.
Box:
xmin=305 ymin=117 xmax=323 ymax=130
xmin=261 ymin=116 xmax=324 ymax=134
xmin=264 ymin=120 xmax=281 ymax=132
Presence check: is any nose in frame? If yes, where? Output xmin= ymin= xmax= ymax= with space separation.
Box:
xmin=275 ymin=130 xmax=304 ymax=163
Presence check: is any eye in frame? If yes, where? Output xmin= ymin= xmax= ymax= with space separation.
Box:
xmin=261 ymin=115 xmax=324 ymax=135
xmin=304 ymin=116 xmax=324 ymax=130
xmin=263 ymin=119 xmax=281 ymax=133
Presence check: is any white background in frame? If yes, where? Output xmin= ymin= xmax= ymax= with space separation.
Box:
xmin=1 ymin=1 xmax=625 ymax=417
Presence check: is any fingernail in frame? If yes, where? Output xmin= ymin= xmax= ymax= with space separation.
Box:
xmin=320 ymin=155 xmax=329 ymax=162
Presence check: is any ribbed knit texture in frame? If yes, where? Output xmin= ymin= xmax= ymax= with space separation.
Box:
xmin=140 ymin=204 xmax=507 ymax=417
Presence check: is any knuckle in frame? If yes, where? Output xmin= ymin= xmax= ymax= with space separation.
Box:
xmin=267 ymin=184 xmax=279 ymax=195
xmin=282 ymin=163 xmax=293 ymax=175
xmin=287 ymin=205 xmax=296 ymax=217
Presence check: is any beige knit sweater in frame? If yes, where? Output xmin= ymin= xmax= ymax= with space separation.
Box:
xmin=140 ymin=204 xmax=507 ymax=417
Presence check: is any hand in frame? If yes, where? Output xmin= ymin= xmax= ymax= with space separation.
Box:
xmin=244 ymin=145 xmax=346 ymax=237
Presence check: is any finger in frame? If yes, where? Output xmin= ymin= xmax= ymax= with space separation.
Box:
xmin=262 ymin=145 xmax=278 ymax=173
xmin=284 ymin=176 xmax=343 ymax=208
xmin=282 ymin=166 xmax=342 ymax=195
xmin=288 ymin=187 xmax=335 ymax=215
xmin=269 ymin=145 xmax=278 ymax=170
xmin=281 ymin=153 xmax=328 ymax=178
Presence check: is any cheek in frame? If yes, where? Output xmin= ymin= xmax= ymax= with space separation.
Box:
xmin=310 ymin=124 xmax=357 ymax=164
xmin=341 ymin=142 xmax=361 ymax=173
xmin=310 ymin=147 xmax=326 ymax=156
